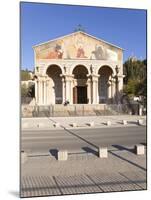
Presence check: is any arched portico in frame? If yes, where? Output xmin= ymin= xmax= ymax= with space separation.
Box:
xmin=35 ymin=62 xmax=119 ymax=105
xmin=98 ymin=65 xmax=114 ymax=103
xmin=46 ymin=65 xmax=63 ymax=104
xmin=72 ymin=65 xmax=88 ymax=104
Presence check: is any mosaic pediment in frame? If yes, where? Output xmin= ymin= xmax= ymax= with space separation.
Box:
xmin=35 ymin=32 xmax=122 ymax=61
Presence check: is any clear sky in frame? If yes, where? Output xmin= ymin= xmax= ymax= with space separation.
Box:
xmin=20 ymin=2 xmax=147 ymax=70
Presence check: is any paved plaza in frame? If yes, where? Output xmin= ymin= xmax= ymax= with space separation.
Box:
xmin=22 ymin=115 xmax=146 ymax=130
xmin=21 ymin=148 xmax=146 ymax=197
xmin=21 ymin=115 xmax=147 ymax=197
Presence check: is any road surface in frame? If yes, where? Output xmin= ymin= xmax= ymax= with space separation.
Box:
xmin=21 ymin=126 xmax=146 ymax=153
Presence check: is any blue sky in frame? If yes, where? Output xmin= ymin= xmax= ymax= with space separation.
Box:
xmin=20 ymin=2 xmax=147 ymax=70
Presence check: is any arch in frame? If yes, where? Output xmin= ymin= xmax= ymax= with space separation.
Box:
xmin=96 ymin=64 xmax=115 ymax=76
xmin=71 ymin=64 xmax=90 ymax=75
xmin=46 ymin=64 xmax=62 ymax=104
xmin=72 ymin=65 xmax=88 ymax=79
xmin=72 ymin=65 xmax=89 ymax=104
xmin=46 ymin=64 xmax=63 ymax=75
xmin=98 ymin=65 xmax=113 ymax=104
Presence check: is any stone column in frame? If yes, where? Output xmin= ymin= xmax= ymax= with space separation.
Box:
xmin=92 ymin=75 xmax=99 ymax=104
xmin=64 ymin=75 xmax=74 ymax=104
xmin=65 ymin=79 xmax=70 ymax=102
xmin=87 ymin=78 xmax=91 ymax=104
xmin=108 ymin=77 xmax=112 ymax=99
xmin=43 ymin=80 xmax=46 ymax=105
xmin=62 ymin=77 xmax=65 ymax=104
xmin=35 ymin=79 xmax=38 ymax=104
xmin=111 ymin=78 xmax=116 ymax=103
xmin=110 ymin=79 xmax=113 ymax=100
xmin=39 ymin=79 xmax=43 ymax=105
xmin=70 ymin=78 xmax=73 ymax=104
xmin=45 ymin=79 xmax=48 ymax=105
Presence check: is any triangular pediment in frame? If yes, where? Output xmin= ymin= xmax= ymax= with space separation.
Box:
xmin=34 ymin=31 xmax=122 ymax=61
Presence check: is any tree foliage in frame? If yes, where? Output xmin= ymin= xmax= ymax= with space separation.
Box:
xmin=21 ymin=69 xmax=31 ymax=81
xmin=123 ymin=58 xmax=147 ymax=98
xmin=21 ymin=83 xmax=35 ymax=97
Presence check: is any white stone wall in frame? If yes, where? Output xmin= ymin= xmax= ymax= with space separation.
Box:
xmin=34 ymin=59 xmax=123 ymax=105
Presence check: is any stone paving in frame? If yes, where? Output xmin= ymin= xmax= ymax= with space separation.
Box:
xmin=22 ymin=115 xmax=146 ymax=130
xmin=21 ymin=149 xmax=147 ymax=197
xmin=21 ymin=115 xmax=147 ymax=197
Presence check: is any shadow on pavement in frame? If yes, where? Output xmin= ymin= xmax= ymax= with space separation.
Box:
xmin=49 ymin=149 xmax=58 ymax=160
xmin=112 ymin=144 xmax=135 ymax=154
xmin=82 ymin=146 xmax=98 ymax=156
xmin=109 ymin=150 xmax=146 ymax=171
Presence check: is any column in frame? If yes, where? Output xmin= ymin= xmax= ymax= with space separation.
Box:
xmin=96 ymin=78 xmax=99 ymax=104
xmin=70 ymin=78 xmax=73 ymax=104
xmin=43 ymin=80 xmax=46 ymax=105
xmin=112 ymin=78 xmax=116 ymax=103
xmin=65 ymin=79 xmax=70 ymax=102
xmin=64 ymin=75 xmax=73 ymax=104
xmin=46 ymin=79 xmax=48 ymax=105
xmin=92 ymin=75 xmax=99 ymax=104
xmin=62 ymin=77 xmax=65 ymax=104
xmin=35 ymin=79 xmax=37 ymax=104
xmin=108 ymin=77 xmax=112 ymax=99
xmin=110 ymin=79 xmax=113 ymax=100
xmin=87 ymin=78 xmax=91 ymax=104
xmin=38 ymin=79 xmax=42 ymax=104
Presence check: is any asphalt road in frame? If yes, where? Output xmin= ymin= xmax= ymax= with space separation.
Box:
xmin=21 ymin=126 xmax=146 ymax=153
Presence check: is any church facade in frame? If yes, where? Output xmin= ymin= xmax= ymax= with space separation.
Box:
xmin=33 ymin=31 xmax=124 ymax=105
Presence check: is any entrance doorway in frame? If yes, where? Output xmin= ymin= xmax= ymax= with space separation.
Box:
xmin=72 ymin=65 xmax=88 ymax=104
xmin=73 ymin=86 xmax=87 ymax=104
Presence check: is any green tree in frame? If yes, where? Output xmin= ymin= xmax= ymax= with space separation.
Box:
xmin=123 ymin=58 xmax=147 ymax=99
xmin=21 ymin=83 xmax=35 ymax=98
xmin=21 ymin=69 xmax=31 ymax=81
xmin=21 ymin=84 xmax=29 ymax=97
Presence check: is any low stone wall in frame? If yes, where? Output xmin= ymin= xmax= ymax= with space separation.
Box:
xmin=21 ymin=103 xmax=140 ymax=118
xmin=22 ymin=105 xmax=35 ymax=117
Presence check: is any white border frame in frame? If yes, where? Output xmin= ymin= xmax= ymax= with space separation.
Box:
xmin=0 ymin=0 xmax=150 ymax=199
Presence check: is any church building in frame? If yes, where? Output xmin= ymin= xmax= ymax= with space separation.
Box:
xmin=33 ymin=31 xmax=124 ymax=105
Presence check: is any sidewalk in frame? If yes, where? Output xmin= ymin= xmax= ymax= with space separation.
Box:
xmin=21 ymin=148 xmax=147 ymax=197
xmin=22 ymin=115 xmax=146 ymax=130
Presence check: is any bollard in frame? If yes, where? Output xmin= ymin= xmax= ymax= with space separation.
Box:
xmin=87 ymin=122 xmax=94 ymax=127
xmin=21 ymin=151 xmax=28 ymax=164
xmin=54 ymin=123 xmax=60 ymax=128
xmin=99 ymin=147 xmax=108 ymax=158
xmin=122 ymin=120 xmax=127 ymax=125
xmin=139 ymin=105 xmax=143 ymax=116
xmin=138 ymin=119 xmax=143 ymax=125
xmin=134 ymin=144 xmax=145 ymax=155
xmin=107 ymin=121 xmax=111 ymax=126
xmin=58 ymin=150 xmax=68 ymax=161
xmin=71 ymin=123 xmax=77 ymax=127
xmin=37 ymin=123 xmax=44 ymax=128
